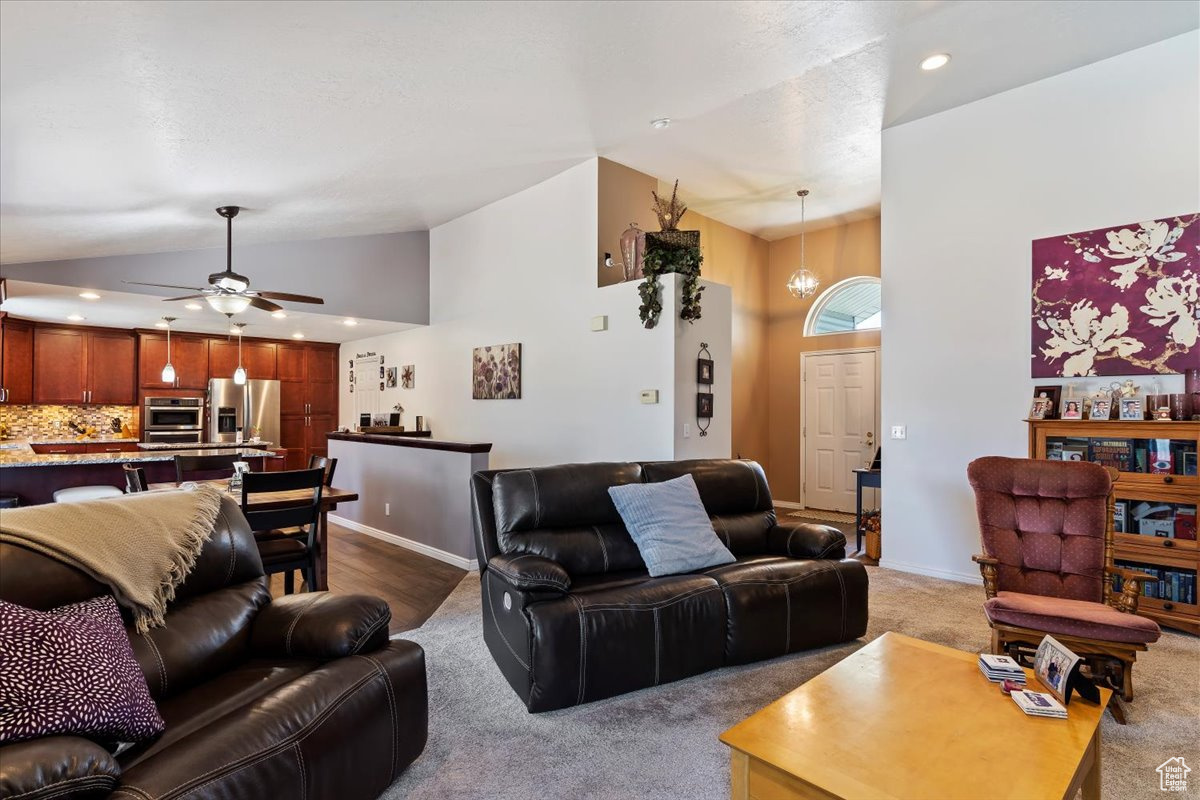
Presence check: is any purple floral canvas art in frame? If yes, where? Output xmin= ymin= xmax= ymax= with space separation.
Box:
xmin=472 ymin=343 xmax=521 ymax=399
xmin=1031 ymin=214 xmax=1199 ymax=377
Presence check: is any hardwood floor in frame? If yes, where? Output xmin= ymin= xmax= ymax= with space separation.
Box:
xmin=268 ymin=522 xmax=467 ymax=634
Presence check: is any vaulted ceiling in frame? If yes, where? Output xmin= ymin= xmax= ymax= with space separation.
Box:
xmin=2 ymin=0 xmax=1195 ymax=264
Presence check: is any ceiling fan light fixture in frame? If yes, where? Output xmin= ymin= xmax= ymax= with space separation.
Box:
xmin=206 ymin=294 xmax=252 ymax=314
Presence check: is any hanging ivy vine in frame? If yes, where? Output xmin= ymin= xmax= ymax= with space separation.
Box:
xmin=639 ymin=233 xmax=705 ymax=329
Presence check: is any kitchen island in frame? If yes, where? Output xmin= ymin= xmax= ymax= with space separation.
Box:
xmin=0 ymin=444 xmax=281 ymax=505
xmin=326 ymin=432 xmax=491 ymax=568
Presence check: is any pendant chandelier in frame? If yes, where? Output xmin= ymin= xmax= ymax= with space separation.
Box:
xmin=232 ymin=322 xmax=247 ymax=385
xmin=786 ymin=189 xmax=820 ymax=299
xmin=161 ymin=317 xmax=177 ymax=384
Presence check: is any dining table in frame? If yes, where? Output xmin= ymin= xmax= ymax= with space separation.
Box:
xmin=149 ymin=479 xmax=359 ymax=591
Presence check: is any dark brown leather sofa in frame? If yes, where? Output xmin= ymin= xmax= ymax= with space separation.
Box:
xmin=471 ymin=459 xmax=869 ymax=712
xmin=0 ymin=495 xmax=426 ymax=800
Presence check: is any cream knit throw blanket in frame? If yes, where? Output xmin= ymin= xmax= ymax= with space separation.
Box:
xmin=0 ymin=484 xmax=224 ymax=633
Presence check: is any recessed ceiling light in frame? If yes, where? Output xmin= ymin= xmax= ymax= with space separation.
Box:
xmin=184 ymin=302 xmax=203 ymax=311
xmin=650 ymin=117 xmax=671 ymax=129
xmin=154 ymin=321 xmax=169 ymax=328
xmin=67 ymin=314 xmax=85 ymax=321
xmin=79 ymin=291 xmax=100 ymax=300
xmin=229 ymin=326 xmax=241 ymax=334
xmin=920 ymin=53 xmax=951 ymax=71
xmin=292 ymin=332 xmax=305 ymax=339
xmin=343 ymin=319 xmax=358 ymax=326
xmin=271 ymin=311 xmax=287 ymax=319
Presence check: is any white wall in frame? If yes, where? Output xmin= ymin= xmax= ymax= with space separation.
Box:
xmin=674 ymin=280 xmax=733 ymax=460
xmin=881 ymin=33 xmax=1200 ymax=582
xmin=339 ymin=160 xmax=732 ymax=470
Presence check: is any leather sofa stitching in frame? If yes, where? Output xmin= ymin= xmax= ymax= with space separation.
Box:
xmin=816 ymin=540 xmax=843 ymax=559
xmin=483 ymin=573 xmax=530 ymax=669
xmin=292 ymin=744 xmax=306 ymax=800
xmin=166 ymin=671 xmax=378 ymax=799
xmin=785 ymin=528 xmax=797 ymax=558
xmin=527 ymin=470 xmax=542 ymax=529
xmin=7 ymin=775 xmax=115 ymax=800
xmin=284 ymin=594 xmax=326 ymax=656
xmin=592 ymin=525 xmax=610 ymax=571
xmin=569 ymin=594 xmax=587 ymax=705
xmin=834 ymin=567 xmax=847 ymax=641
xmin=348 ymin=612 xmax=390 ymax=655
xmin=652 ymin=607 xmax=661 ymax=686
xmin=360 ymin=655 xmax=398 ymax=780
xmin=583 ymin=584 xmax=721 ymax=612
xmin=720 ymin=566 xmax=840 ymax=590
xmin=142 ymin=631 xmax=168 ymax=697
xmin=215 ymin=504 xmax=236 ymax=584
xmin=487 ymin=562 xmax=566 ymax=592
xmin=742 ymin=461 xmax=760 ymax=509
xmin=783 ymin=582 xmax=791 ymax=654
xmin=108 ymin=786 xmax=154 ymax=800
xmin=714 ymin=516 xmax=730 ymax=548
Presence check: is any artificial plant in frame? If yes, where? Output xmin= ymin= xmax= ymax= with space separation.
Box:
xmin=638 ymin=180 xmax=704 ymax=329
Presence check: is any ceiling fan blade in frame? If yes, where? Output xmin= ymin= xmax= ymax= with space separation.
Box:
xmin=254 ymin=290 xmax=324 ymax=304
xmin=123 ymin=281 xmax=208 ymax=292
xmin=248 ymin=296 xmax=284 ymax=313
xmin=163 ymin=294 xmax=209 ymax=302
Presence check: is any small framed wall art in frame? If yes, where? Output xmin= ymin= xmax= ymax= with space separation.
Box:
xmin=697 ymin=392 xmax=714 ymax=419
xmin=473 ymin=343 xmax=521 ymax=400
xmin=697 ymin=358 xmax=713 ymax=385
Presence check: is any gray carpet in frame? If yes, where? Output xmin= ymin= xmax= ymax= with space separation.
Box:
xmin=384 ymin=567 xmax=1199 ymax=800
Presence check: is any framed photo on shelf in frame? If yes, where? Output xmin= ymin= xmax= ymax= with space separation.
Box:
xmin=1087 ymin=399 xmax=1111 ymax=421
xmin=1060 ymin=398 xmax=1084 ymax=420
xmin=1029 ymin=397 xmax=1053 ymax=420
xmin=1032 ymin=385 xmax=1062 ymax=419
xmin=1118 ymin=398 xmax=1144 ymax=421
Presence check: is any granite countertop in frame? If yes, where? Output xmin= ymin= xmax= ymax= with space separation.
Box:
xmin=0 ymin=447 xmax=282 ymax=469
xmin=16 ymin=435 xmax=141 ymax=445
xmin=137 ymin=441 xmax=274 ymax=450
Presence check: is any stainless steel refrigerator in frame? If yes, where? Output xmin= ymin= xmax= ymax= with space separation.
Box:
xmin=208 ymin=379 xmax=280 ymax=444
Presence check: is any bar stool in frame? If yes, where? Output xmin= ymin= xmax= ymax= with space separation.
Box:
xmin=52 ymin=485 xmax=124 ymax=503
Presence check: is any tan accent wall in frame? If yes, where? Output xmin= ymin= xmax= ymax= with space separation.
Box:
xmin=597 ymin=159 xmax=770 ymax=468
xmin=597 ymin=158 xmax=881 ymax=498
xmin=766 ymin=217 xmax=881 ymax=503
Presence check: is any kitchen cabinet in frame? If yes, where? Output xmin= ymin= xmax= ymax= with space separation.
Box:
xmin=1 ymin=316 xmax=34 ymax=404
xmin=33 ymin=326 xmax=136 ymax=405
xmin=208 ymin=339 xmax=277 ymax=381
xmin=138 ymin=333 xmax=209 ymax=390
xmin=29 ymin=443 xmax=88 ymax=455
xmin=277 ymin=343 xmax=339 ymax=468
xmin=85 ymin=442 xmax=140 ymax=454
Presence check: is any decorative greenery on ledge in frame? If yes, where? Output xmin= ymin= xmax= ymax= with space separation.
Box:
xmin=639 ymin=231 xmax=705 ymax=329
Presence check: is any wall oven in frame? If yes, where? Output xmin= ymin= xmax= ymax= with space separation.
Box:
xmin=143 ymin=397 xmax=204 ymax=444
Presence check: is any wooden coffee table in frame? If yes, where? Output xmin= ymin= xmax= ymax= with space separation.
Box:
xmin=720 ymin=632 xmax=1109 ymax=800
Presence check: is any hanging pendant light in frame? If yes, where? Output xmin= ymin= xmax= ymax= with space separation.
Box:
xmin=232 ymin=322 xmax=247 ymax=385
xmin=161 ymin=317 xmax=177 ymax=384
xmin=786 ymin=189 xmax=820 ymax=299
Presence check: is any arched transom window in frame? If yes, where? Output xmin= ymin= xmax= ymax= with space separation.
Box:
xmin=804 ymin=276 xmax=881 ymax=336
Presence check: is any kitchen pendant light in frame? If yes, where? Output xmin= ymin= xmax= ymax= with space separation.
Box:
xmin=232 ymin=322 xmax=247 ymax=385
xmin=161 ymin=317 xmax=177 ymax=384
xmin=786 ymin=189 xmax=820 ymax=299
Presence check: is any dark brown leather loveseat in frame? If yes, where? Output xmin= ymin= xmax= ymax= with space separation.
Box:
xmin=0 ymin=495 xmax=426 ymax=800
xmin=471 ymin=459 xmax=869 ymax=712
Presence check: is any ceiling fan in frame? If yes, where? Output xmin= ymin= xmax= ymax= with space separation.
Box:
xmin=124 ymin=206 xmax=324 ymax=314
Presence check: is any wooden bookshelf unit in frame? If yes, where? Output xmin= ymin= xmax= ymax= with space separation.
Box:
xmin=1028 ymin=419 xmax=1199 ymax=635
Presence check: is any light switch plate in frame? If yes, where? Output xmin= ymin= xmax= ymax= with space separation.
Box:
xmin=891 ymin=425 xmax=907 ymax=440
xmin=591 ymin=315 xmax=608 ymax=331
xmin=640 ymin=390 xmax=659 ymax=404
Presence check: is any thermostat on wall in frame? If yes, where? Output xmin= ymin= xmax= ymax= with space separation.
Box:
xmin=640 ymin=390 xmax=659 ymax=404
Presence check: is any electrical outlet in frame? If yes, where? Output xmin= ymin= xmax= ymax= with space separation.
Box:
xmin=891 ymin=425 xmax=907 ymax=440
xmin=684 ymin=423 xmax=691 ymax=438
xmin=385 ymin=502 xmax=391 ymax=516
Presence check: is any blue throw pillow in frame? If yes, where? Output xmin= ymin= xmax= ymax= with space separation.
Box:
xmin=608 ymin=474 xmax=735 ymax=577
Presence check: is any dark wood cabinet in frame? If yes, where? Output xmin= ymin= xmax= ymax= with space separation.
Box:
xmin=139 ymin=333 xmax=209 ymax=390
xmin=277 ymin=344 xmax=306 ymax=381
xmin=208 ymin=340 xmax=277 ymax=381
xmin=33 ymin=327 xmax=87 ymax=404
xmin=277 ymin=343 xmax=339 ymax=468
xmin=279 ymin=415 xmax=309 ymax=470
xmin=87 ymin=331 xmax=136 ymax=405
xmin=85 ymin=442 xmax=140 ymax=454
xmin=1 ymin=316 xmax=34 ymax=404
xmin=29 ymin=443 xmax=88 ymax=455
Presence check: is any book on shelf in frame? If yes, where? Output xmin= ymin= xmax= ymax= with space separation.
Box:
xmin=1011 ymin=689 xmax=1068 ymax=719
xmin=1113 ymin=500 xmax=1127 ymax=534
xmin=1090 ymin=439 xmax=1133 ymax=471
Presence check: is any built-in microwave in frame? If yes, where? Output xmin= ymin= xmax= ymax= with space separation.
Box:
xmin=143 ymin=397 xmax=204 ymax=441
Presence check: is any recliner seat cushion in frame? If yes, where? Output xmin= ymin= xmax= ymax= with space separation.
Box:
xmin=984 ymin=591 xmax=1161 ymax=644
xmin=701 ymin=557 xmax=869 ymax=664
xmin=524 ymin=575 xmax=725 ymax=712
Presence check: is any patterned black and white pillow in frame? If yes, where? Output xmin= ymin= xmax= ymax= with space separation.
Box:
xmin=0 ymin=595 xmax=165 ymax=744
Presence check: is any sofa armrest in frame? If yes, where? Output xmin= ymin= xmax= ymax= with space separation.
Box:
xmin=767 ymin=521 xmax=846 ymax=559
xmin=251 ymin=592 xmax=391 ymax=659
xmin=0 ymin=736 xmax=120 ymax=800
xmin=487 ymin=553 xmax=571 ymax=593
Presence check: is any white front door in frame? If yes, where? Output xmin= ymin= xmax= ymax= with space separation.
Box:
xmin=802 ymin=350 xmax=877 ymax=513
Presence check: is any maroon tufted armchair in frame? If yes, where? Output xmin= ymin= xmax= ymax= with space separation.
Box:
xmin=968 ymin=456 xmax=1160 ymax=706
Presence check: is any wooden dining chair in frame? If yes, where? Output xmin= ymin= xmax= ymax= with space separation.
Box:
xmin=122 ymin=464 xmax=148 ymax=493
xmin=174 ymin=453 xmax=241 ymax=483
xmin=240 ymin=467 xmax=325 ymax=594
xmin=308 ymin=454 xmax=337 ymax=487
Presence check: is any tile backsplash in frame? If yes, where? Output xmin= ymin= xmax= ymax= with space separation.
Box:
xmin=0 ymin=405 xmax=138 ymax=439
